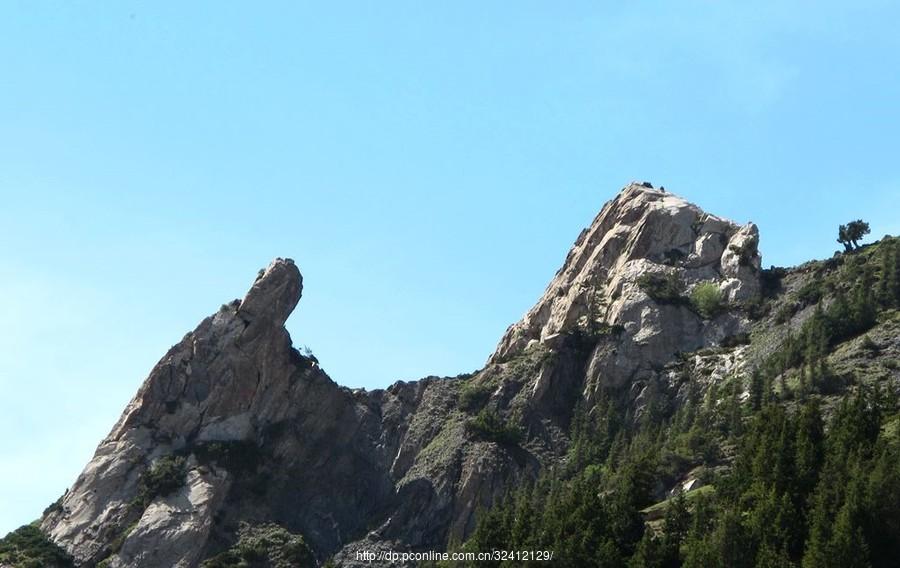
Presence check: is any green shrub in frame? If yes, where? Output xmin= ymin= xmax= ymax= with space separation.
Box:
xmin=568 ymin=319 xmax=626 ymax=347
xmin=860 ymin=334 xmax=880 ymax=352
xmin=133 ymin=455 xmax=186 ymax=510
xmin=0 ymin=523 xmax=74 ymax=567
xmin=637 ymin=272 xmax=687 ymax=304
xmin=690 ymin=282 xmax=725 ymax=319
xmin=193 ymin=440 xmax=261 ymax=474
xmin=720 ymin=332 xmax=750 ymax=348
xmin=201 ymin=522 xmax=315 ymax=568
xmin=796 ymin=280 xmax=824 ymax=305
xmin=760 ymin=266 xmax=787 ymax=297
xmin=465 ymin=408 xmax=522 ymax=445
xmin=192 ymin=441 xmax=270 ymax=498
xmin=729 ymin=242 xmax=757 ymax=267
xmin=773 ymin=302 xmax=797 ymax=324
xmin=797 ymin=283 xmax=823 ymax=306
xmin=743 ymin=295 xmax=770 ymax=320
xmin=42 ymin=494 xmax=64 ymax=517
xmin=662 ymin=248 xmax=687 ymax=265
xmin=458 ymin=382 xmax=492 ymax=412
xmin=107 ymin=521 xmax=138 ymax=556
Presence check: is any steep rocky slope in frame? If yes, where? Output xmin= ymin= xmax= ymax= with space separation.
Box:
xmin=13 ymin=182 xmax=895 ymax=567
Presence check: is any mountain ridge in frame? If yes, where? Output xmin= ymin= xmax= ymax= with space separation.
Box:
xmin=5 ymin=182 xmax=898 ymax=567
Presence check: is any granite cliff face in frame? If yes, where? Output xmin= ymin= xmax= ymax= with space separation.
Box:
xmin=39 ymin=183 xmax=763 ymax=566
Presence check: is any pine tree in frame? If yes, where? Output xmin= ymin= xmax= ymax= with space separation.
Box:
xmin=709 ymin=510 xmax=752 ymax=568
xmin=826 ymin=471 xmax=870 ymax=568
xmin=508 ymin=482 xmax=534 ymax=550
xmin=658 ymin=491 xmax=690 ymax=567
xmin=629 ymin=531 xmax=664 ymax=568
xmin=754 ymin=543 xmax=794 ymax=568
xmin=804 ymin=307 xmax=830 ymax=363
xmin=463 ymin=503 xmax=508 ymax=567
xmin=794 ymin=400 xmax=825 ymax=499
xmin=863 ymin=443 xmax=900 ymax=568
xmin=876 ymin=241 xmax=892 ymax=307
xmin=730 ymin=377 xmax=745 ymax=438
xmin=682 ymin=493 xmax=717 ymax=568
xmin=828 ymin=390 xmax=880 ymax=461
xmin=890 ymin=240 xmax=900 ymax=306
xmin=749 ymin=369 xmax=764 ymax=411
xmin=849 ymin=283 xmax=877 ymax=336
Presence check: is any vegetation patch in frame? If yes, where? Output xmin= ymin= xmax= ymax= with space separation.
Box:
xmin=637 ymin=272 xmax=688 ymax=305
xmin=107 ymin=521 xmax=138 ymax=556
xmin=728 ymin=242 xmax=756 ymax=267
xmin=568 ymin=315 xmax=626 ymax=348
xmin=458 ymin=381 xmax=493 ymax=412
xmin=640 ymin=485 xmax=716 ymax=517
xmin=201 ymin=522 xmax=315 ymax=568
xmin=42 ymin=494 xmax=64 ymax=517
xmin=860 ymin=334 xmax=880 ymax=352
xmin=0 ymin=523 xmax=74 ymax=568
xmin=796 ymin=280 xmax=824 ymax=306
xmin=94 ymin=454 xmax=190 ymax=568
xmin=132 ymin=455 xmax=187 ymax=510
xmin=760 ymin=266 xmax=787 ymax=297
xmin=773 ymin=302 xmax=798 ymax=324
xmin=416 ymin=419 xmax=467 ymax=469
xmin=503 ymin=344 xmax=554 ymax=377
xmin=720 ymin=333 xmax=750 ymax=348
xmin=690 ymin=281 xmax=725 ymax=319
xmin=742 ymin=295 xmax=769 ymax=321
xmin=193 ymin=440 xmax=262 ymax=474
xmin=465 ymin=408 xmax=522 ymax=445
xmin=757 ymin=237 xmax=900 ymax=401
xmin=662 ymin=248 xmax=687 ymax=265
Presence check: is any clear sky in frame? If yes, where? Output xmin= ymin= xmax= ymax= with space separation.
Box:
xmin=1 ymin=1 xmax=898 ymax=536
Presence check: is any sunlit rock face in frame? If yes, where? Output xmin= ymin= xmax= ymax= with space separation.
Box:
xmin=491 ymin=182 xmax=760 ymax=392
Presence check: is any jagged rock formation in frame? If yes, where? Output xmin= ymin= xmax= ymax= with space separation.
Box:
xmin=39 ymin=183 xmax=764 ymax=567
xmin=492 ymin=183 xmax=760 ymax=390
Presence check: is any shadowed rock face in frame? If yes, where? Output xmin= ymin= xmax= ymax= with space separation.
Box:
xmin=40 ymin=184 xmax=761 ymax=567
xmin=41 ymin=259 xmax=398 ymax=566
xmin=40 ymin=257 xmax=454 ymax=567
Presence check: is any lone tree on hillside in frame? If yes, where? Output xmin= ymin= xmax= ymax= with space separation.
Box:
xmin=837 ymin=219 xmax=870 ymax=252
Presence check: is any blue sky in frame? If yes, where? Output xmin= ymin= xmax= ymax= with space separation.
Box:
xmin=1 ymin=1 xmax=898 ymax=536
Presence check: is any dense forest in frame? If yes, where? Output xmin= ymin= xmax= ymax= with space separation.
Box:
xmin=455 ymin=237 xmax=900 ymax=567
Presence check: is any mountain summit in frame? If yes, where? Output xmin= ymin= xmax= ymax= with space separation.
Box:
xmin=492 ymin=183 xmax=760 ymax=384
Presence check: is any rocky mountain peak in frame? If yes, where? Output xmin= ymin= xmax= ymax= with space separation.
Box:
xmin=41 ymin=258 xmax=315 ymax=567
xmin=491 ymin=182 xmax=761 ymax=388
xmin=237 ymin=257 xmax=302 ymax=328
